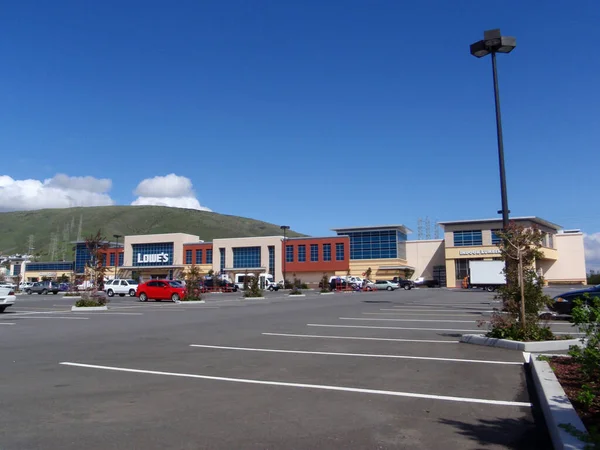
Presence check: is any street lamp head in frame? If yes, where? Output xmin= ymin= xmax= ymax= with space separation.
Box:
xmin=470 ymin=29 xmax=516 ymax=58
xmin=280 ymin=225 xmax=290 ymax=231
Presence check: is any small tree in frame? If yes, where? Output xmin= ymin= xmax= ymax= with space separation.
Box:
xmin=57 ymin=273 xmax=69 ymax=283
xmin=243 ymin=270 xmax=250 ymax=291
xmin=320 ymin=274 xmax=329 ymax=293
xmin=244 ymin=274 xmax=263 ymax=298
xmin=364 ymin=267 xmax=372 ymax=280
xmin=495 ymin=223 xmax=552 ymax=331
xmin=183 ymin=264 xmax=202 ymax=300
xmin=404 ymin=268 xmax=415 ymax=280
xmin=85 ymin=230 xmax=109 ymax=292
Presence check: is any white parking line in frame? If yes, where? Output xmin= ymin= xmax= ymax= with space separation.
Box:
xmin=381 ymin=309 xmax=489 ymax=313
xmin=189 ymin=344 xmax=522 ymax=366
xmin=261 ymin=333 xmax=459 ymax=343
xmin=60 ymin=362 xmax=531 ymax=407
xmin=366 ymin=313 xmax=479 ymax=317
xmin=71 ymin=312 xmax=144 ymax=315
xmin=308 ymin=324 xmax=480 ymax=332
xmin=0 ymin=323 xmax=15 ymax=325
xmin=340 ymin=317 xmax=477 ymax=323
xmin=4 ymin=316 xmax=89 ymax=320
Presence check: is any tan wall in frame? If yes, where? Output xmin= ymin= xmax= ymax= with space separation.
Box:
xmin=212 ymin=236 xmax=284 ymax=281
xmin=348 ymin=258 xmax=407 ymax=278
xmin=182 ymin=264 xmax=213 ymax=276
xmin=406 ymin=240 xmax=445 ymax=280
xmin=123 ymin=233 xmax=200 ymax=266
xmin=542 ymin=233 xmax=587 ymax=284
xmin=22 ymin=270 xmax=74 ymax=281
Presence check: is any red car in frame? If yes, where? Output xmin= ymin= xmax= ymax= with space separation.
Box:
xmin=136 ymin=280 xmax=187 ymax=302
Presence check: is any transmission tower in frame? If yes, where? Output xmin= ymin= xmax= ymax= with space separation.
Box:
xmin=27 ymin=235 xmax=35 ymax=258
xmin=434 ymin=219 xmax=440 ymax=239
xmin=417 ymin=218 xmax=424 ymax=240
xmin=49 ymin=232 xmax=59 ymax=261
xmin=76 ymin=215 xmax=83 ymax=241
xmin=61 ymin=223 xmax=70 ymax=260
xmin=425 ymin=217 xmax=431 ymax=240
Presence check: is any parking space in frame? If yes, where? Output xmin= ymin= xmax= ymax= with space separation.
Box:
xmin=0 ymin=288 xmax=556 ymax=449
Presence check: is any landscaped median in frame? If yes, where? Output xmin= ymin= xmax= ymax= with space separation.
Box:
xmin=460 ymin=334 xmax=583 ymax=352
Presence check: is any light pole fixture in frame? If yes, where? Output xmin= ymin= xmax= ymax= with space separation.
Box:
xmin=470 ymin=29 xmax=516 ymax=230
xmin=280 ymin=225 xmax=290 ymax=289
xmin=113 ymin=234 xmax=123 ymax=279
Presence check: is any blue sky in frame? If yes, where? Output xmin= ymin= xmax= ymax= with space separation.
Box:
xmin=1 ymin=1 xmax=599 ymax=264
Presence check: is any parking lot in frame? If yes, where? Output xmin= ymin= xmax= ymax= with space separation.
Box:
xmin=0 ymin=287 xmax=578 ymax=449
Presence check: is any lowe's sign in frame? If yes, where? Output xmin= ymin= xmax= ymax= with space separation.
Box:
xmin=132 ymin=243 xmax=173 ymax=266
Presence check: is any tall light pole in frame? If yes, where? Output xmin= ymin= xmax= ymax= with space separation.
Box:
xmin=113 ymin=234 xmax=122 ymax=279
xmin=280 ymin=225 xmax=290 ymax=289
xmin=470 ymin=29 xmax=516 ymax=230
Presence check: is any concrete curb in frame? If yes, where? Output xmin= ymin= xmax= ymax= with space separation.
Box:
xmin=177 ymin=300 xmax=206 ymax=304
xmin=63 ymin=296 xmax=82 ymax=300
xmin=530 ymin=356 xmax=588 ymax=449
xmin=241 ymin=297 xmax=266 ymax=300
xmin=288 ymin=294 xmax=306 ymax=297
xmin=319 ymin=292 xmax=335 ymax=295
xmin=460 ymin=334 xmax=584 ymax=352
xmin=71 ymin=306 xmax=108 ymax=312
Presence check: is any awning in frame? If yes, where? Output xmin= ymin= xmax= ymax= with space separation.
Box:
xmin=377 ymin=265 xmax=415 ymax=270
xmin=222 ymin=267 xmax=267 ymax=272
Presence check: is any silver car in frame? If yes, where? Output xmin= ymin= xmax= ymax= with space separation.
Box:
xmin=370 ymin=280 xmax=399 ymax=291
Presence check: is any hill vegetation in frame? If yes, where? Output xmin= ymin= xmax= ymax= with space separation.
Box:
xmin=0 ymin=206 xmax=304 ymax=260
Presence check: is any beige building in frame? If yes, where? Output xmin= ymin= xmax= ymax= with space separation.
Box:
xmin=439 ymin=217 xmax=586 ymax=287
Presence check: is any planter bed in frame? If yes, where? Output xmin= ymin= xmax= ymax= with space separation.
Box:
xmin=531 ymin=356 xmax=590 ymax=449
xmin=178 ymin=300 xmax=205 ymax=304
xmin=461 ymin=333 xmax=583 ymax=352
xmin=549 ymin=357 xmax=600 ymax=435
xmin=242 ymin=297 xmax=266 ymax=300
xmin=320 ymin=292 xmax=335 ymax=295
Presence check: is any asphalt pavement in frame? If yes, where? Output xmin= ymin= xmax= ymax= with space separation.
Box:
xmin=0 ymin=287 xmax=568 ymax=449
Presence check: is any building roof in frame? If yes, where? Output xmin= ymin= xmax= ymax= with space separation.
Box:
xmin=331 ymin=225 xmax=413 ymax=234
xmin=437 ymin=216 xmax=562 ymax=231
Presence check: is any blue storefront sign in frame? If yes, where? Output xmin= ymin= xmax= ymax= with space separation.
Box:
xmin=132 ymin=243 xmax=174 ymax=267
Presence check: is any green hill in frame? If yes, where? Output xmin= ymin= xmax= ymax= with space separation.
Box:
xmin=0 ymin=206 xmax=304 ymax=260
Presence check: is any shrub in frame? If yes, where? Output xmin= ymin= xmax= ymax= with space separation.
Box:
xmin=480 ymin=312 xmax=554 ymax=341
xmin=320 ymin=274 xmax=329 ymax=293
xmin=300 ymin=283 xmax=308 ymax=289
xmin=244 ymin=275 xmax=263 ymax=298
xmin=569 ymin=296 xmax=600 ymax=378
xmin=75 ymin=291 xmax=108 ymax=307
xmin=290 ymin=286 xmax=303 ymax=295
xmin=183 ymin=264 xmax=202 ymax=301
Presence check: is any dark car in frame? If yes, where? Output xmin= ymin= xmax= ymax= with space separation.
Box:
xmin=391 ymin=277 xmax=414 ymax=290
xmin=26 ymin=281 xmax=60 ymax=295
xmin=550 ymin=285 xmax=600 ymax=315
xmin=203 ymin=278 xmax=238 ymax=292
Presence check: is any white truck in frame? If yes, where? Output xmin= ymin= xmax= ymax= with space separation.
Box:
xmin=468 ymin=260 xmax=506 ymax=292
xmin=104 ymin=279 xmax=139 ymax=297
xmin=234 ymin=273 xmax=279 ymax=291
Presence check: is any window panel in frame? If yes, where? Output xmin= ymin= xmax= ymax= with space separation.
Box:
xmin=453 ymin=230 xmax=483 ymax=247
xmin=491 ymin=230 xmax=502 ymax=245
xmin=220 ymin=248 xmax=225 ymax=272
xmin=232 ymin=247 xmax=261 ymax=268
xmin=118 ymin=253 xmax=124 ymax=266
xmin=298 ymin=245 xmax=306 ymax=262
xmin=335 ymin=243 xmax=345 ymax=260
xmin=185 ymin=250 xmax=193 ymax=264
xmin=268 ymin=246 xmax=275 ymax=275
xmin=206 ymin=249 xmax=213 ymax=264
xmin=195 ymin=249 xmax=203 ymax=265
xmin=25 ymin=262 xmax=74 ymax=271
xmin=323 ymin=244 xmax=331 ymax=261
xmin=310 ymin=244 xmax=318 ymax=262
xmin=286 ymin=245 xmax=293 ymax=263
xmin=109 ymin=253 xmax=115 ymax=266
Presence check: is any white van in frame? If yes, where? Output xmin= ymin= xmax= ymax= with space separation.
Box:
xmin=234 ymin=273 xmax=279 ymax=291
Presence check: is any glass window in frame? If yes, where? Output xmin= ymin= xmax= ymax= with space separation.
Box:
xmin=286 ymin=245 xmax=293 ymax=263
xmin=195 ymin=249 xmax=203 ymax=264
xmin=336 ymin=243 xmax=345 ymax=260
xmin=455 ymin=259 xmax=469 ymax=279
xmin=109 ymin=253 xmax=115 ymax=266
xmin=491 ymin=230 xmax=502 ymax=245
xmin=13 ymin=264 xmax=21 ymax=276
xmin=232 ymin=247 xmax=261 ymax=268
xmin=338 ymin=230 xmax=403 ymax=260
xmin=298 ymin=245 xmax=306 ymax=262
xmin=268 ymin=246 xmax=275 ymax=276
xmin=118 ymin=253 xmax=124 ymax=267
xmin=220 ymin=248 xmax=225 ymax=272
xmin=310 ymin=244 xmax=318 ymax=262
xmin=323 ymin=244 xmax=331 ymax=261
xmin=206 ymin=249 xmax=213 ymax=264
xmin=26 ymin=262 xmax=75 ymax=272
xmin=453 ymin=230 xmax=483 ymax=247
xmin=185 ymin=250 xmax=193 ymax=264
xmin=548 ymin=234 xmax=554 ymax=248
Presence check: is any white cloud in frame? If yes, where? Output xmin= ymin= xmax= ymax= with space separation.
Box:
xmin=584 ymin=233 xmax=600 ymax=272
xmin=131 ymin=174 xmax=211 ymax=211
xmin=0 ymin=174 xmax=114 ymax=211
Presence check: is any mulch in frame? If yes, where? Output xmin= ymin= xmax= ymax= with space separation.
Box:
xmin=549 ymin=356 xmax=600 ymax=432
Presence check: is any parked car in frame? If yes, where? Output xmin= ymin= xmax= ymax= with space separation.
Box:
xmin=549 ymin=284 xmax=600 ymax=315
xmin=19 ymin=282 xmax=34 ymax=290
xmin=104 ymin=279 xmax=139 ymax=297
xmin=136 ymin=280 xmax=187 ymax=302
xmin=391 ymin=277 xmax=414 ymax=290
xmin=414 ymin=277 xmax=441 ymax=288
xmin=203 ymin=277 xmax=239 ymax=292
xmin=26 ymin=281 xmax=60 ymax=295
xmin=370 ymin=280 xmax=399 ymax=291
xmin=0 ymin=286 xmax=16 ymax=313
xmin=0 ymin=282 xmax=17 ymax=289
